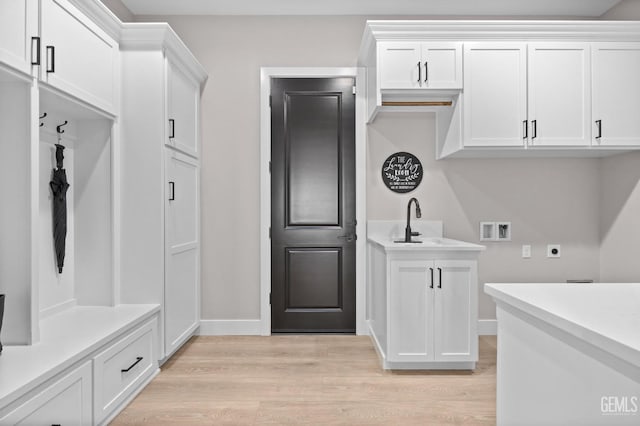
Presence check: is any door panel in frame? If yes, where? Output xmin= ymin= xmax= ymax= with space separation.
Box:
xmin=379 ymin=42 xmax=421 ymax=89
xmin=167 ymin=59 xmax=199 ymax=157
xmin=422 ymin=43 xmax=463 ymax=89
xmin=271 ymin=77 xmax=355 ymax=333
xmin=434 ymin=260 xmax=475 ymax=361
xmin=0 ymin=0 xmax=37 ymax=75
xmin=389 ymin=261 xmax=434 ymax=362
xmin=287 ymin=93 xmax=340 ymax=225
xmin=592 ymin=43 xmax=640 ymax=146
xmin=286 ymin=248 xmax=342 ymax=309
xmin=463 ymin=43 xmax=528 ymax=147
xmin=528 ymin=43 xmax=591 ymax=146
xmin=165 ymin=149 xmax=199 ymax=356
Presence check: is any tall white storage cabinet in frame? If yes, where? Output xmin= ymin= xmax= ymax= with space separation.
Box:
xmin=120 ymin=24 xmax=207 ymax=360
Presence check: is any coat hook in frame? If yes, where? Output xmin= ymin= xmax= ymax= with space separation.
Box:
xmin=56 ymin=120 xmax=68 ymax=134
xmin=39 ymin=112 xmax=47 ymax=127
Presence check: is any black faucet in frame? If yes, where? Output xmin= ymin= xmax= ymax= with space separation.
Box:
xmin=405 ymin=197 xmax=422 ymax=242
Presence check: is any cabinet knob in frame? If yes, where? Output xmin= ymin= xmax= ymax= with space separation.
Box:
xmin=595 ymin=120 xmax=602 ymax=139
xmin=438 ymin=267 xmax=442 ymax=288
xmin=417 ymin=62 xmax=422 ymax=86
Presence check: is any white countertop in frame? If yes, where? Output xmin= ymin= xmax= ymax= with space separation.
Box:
xmin=485 ymin=283 xmax=640 ymax=370
xmin=368 ymin=235 xmax=486 ymax=251
xmin=367 ymin=219 xmax=485 ymax=252
xmin=0 ymin=304 xmax=160 ymax=409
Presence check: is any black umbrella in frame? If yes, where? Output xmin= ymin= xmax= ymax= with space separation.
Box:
xmin=50 ymin=143 xmax=70 ymax=274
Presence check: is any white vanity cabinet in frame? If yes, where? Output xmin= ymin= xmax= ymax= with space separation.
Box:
xmin=379 ymin=42 xmax=462 ymax=90
xmin=119 ymin=23 xmax=207 ymax=361
xmin=463 ymin=42 xmax=591 ymax=148
xmin=39 ymin=0 xmax=119 ymax=115
xmin=366 ymin=224 xmax=484 ymax=370
xmin=388 ymin=259 xmax=477 ymax=364
xmin=0 ymin=0 xmax=38 ymax=75
xmin=592 ymin=43 xmax=640 ymax=146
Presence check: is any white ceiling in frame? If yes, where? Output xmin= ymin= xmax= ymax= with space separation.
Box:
xmin=120 ymin=0 xmax=622 ymax=17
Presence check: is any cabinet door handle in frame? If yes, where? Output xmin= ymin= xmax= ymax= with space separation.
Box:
xmin=523 ymin=120 xmax=528 ymax=139
xmin=531 ymin=120 xmax=537 ymax=139
xmin=595 ymin=120 xmax=602 ymax=139
xmin=121 ymin=356 xmax=144 ymax=373
xmin=31 ymin=37 xmax=41 ymax=65
xmin=417 ymin=61 xmax=421 ymax=86
xmin=424 ymin=61 xmax=428 ymax=82
xmin=437 ymin=267 xmax=442 ymax=288
xmin=429 ymin=267 xmax=434 ymax=288
xmin=169 ymin=181 xmax=175 ymax=201
xmin=169 ymin=119 xmax=175 ymax=139
xmin=46 ymin=46 xmax=55 ymax=73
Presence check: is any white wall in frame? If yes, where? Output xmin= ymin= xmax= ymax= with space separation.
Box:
xmin=368 ymin=114 xmax=601 ymax=318
xmin=118 ymin=13 xmax=637 ymax=322
xmin=599 ymin=0 xmax=640 ymax=283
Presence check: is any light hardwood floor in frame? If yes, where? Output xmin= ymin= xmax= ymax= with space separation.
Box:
xmin=112 ymin=335 xmax=497 ymax=425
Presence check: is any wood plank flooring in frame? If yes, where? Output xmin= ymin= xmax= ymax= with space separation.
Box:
xmin=112 ymin=335 xmax=497 ymax=425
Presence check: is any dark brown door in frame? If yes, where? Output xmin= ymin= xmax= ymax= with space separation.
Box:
xmin=271 ymin=77 xmax=356 ymax=333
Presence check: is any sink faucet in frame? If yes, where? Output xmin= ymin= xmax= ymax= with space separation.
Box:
xmin=405 ymin=197 xmax=422 ymax=242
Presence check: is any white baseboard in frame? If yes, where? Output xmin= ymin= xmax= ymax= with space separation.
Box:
xmin=199 ymin=319 xmax=262 ymax=336
xmin=478 ymin=319 xmax=497 ymax=335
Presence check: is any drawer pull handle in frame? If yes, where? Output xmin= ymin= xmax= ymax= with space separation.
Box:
xmin=121 ymin=356 xmax=144 ymax=373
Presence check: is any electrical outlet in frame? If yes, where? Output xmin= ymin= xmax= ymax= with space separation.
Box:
xmin=547 ymin=244 xmax=561 ymax=258
xmin=522 ymin=245 xmax=531 ymax=258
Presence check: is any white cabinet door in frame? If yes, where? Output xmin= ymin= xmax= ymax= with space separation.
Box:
xmin=592 ymin=43 xmax=640 ymax=146
xmin=463 ymin=43 xmax=528 ymax=147
xmin=0 ymin=361 xmax=92 ymax=425
xmin=0 ymin=0 xmax=38 ymax=75
xmin=388 ymin=260 xmax=434 ymax=362
xmin=528 ymin=43 xmax=591 ymax=146
xmin=167 ymin=59 xmax=200 ymax=157
xmin=40 ymin=0 xmax=118 ymax=114
xmin=421 ymin=43 xmax=463 ymax=89
xmin=165 ymin=149 xmax=200 ymax=358
xmin=378 ymin=42 xmax=422 ymax=89
xmin=433 ymin=260 xmax=476 ymax=362
xmin=379 ymin=42 xmax=462 ymax=90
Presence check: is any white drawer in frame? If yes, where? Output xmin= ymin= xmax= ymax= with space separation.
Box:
xmin=93 ymin=318 xmax=158 ymax=424
xmin=0 ymin=361 xmax=92 ymax=425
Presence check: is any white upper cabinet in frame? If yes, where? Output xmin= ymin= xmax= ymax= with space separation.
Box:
xmin=40 ymin=0 xmax=118 ymax=115
xmin=0 ymin=0 xmax=38 ymax=75
xmin=463 ymin=43 xmax=527 ymax=147
xmin=464 ymin=42 xmax=591 ymax=148
xmin=379 ymin=42 xmax=462 ymax=90
xmin=167 ymin=59 xmax=200 ymax=157
xmin=528 ymin=43 xmax=591 ymax=147
xmin=592 ymin=43 xmax=640 ymax=146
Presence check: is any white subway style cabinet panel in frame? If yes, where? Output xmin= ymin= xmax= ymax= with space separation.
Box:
xmin=0 ymin=0 xmax=38 ymax=75
xmin=527 ymin=43 xmax=591 ymax=147
xmin=379 ymin=42 xmax=462 ymax=89
xmin=592 ymin=43 xmax=640 ymax=146
xmin=0 ymin=361 xmax=92 ymax=425
xmin=388 ymin=260 xmax=476 ymax=363
xmin=165 ymin=149 xmax=200 ymax=357
xmin=463 ymin=43 xmax=528 ymax=147
xmin=39 ymin=0 xmax=118 ymax=115
xmin=167 ymin=59 xmax=200 ymax=157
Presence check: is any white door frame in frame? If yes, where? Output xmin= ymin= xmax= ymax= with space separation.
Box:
xmin=259 ymin=67 xmax=367 ymax=335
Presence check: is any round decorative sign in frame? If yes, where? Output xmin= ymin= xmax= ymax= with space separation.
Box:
xmin=381 ymin=151 xmax=423 ymax=193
